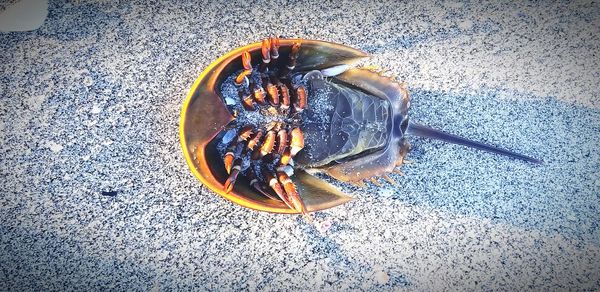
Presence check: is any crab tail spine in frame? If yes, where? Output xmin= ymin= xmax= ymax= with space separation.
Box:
xmin=407 ymin=122 xmax=542 ymax=164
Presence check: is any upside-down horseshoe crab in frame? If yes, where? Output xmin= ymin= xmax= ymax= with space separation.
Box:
xmin=180 ymin=38 xmax=541 ymax=219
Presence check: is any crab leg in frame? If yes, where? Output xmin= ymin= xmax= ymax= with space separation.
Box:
xmin=259 ymin=38 xmax=271 ymax=73
xmin=263 ymin=170 xmax=294 ymax=209
xmin=270 ymin=76 xmax=290 ymax=113
xmin=289 ymin=127 xmax=305 ymax=156
xmin=222 ymin=125 xmax=257 ymax=193
xmin=280 ymin=148 xmax=292 ymax=165
xmin=239 ymin=90 xmax=255 ymax=110
xmin=294 ymin=85 xmax=307 ymax=113
xmin=245 ymin=129 xmax=264 ymax=154
xmin=269 ymin=37 xmax=280 ymax=69
xmin=251 ymin=83 xmax=266 ymax=104
xmin=279 ymin=127 xmax=304 ymax=165
xmin=237 ymin=125 xmax=254 ymax=141
xmin=241 ymin=51 xmax=252 ymax=71
xmin=223 ymin=140 xmax=238 ymax=174
xmin=247 ymin=169 xmax=279 ymax=200
xmin=223 ymin=125 xmax=253 ymax=171
xmin=279 ymin=42 xmax=301 ymax=77
xmin=276 ymin=129 xmax=287 ymax=155
xmin=277 ymin=171 xmax=311 ymax=220
xmin=234 ymin=51 xmax=253 ymax=87
xmin=287 ymin=42 xmax=301 ymax=70
xmin=265 ymin=81 xmax=279 ymax=106
xmin=251 ymin=130 xmax=275 ymax=160
xmin=224 ymin=158 xmax=242 ymax=193
xmin=278 ymin=84 xmax=290 ymax=112
xmin=234 ymin=70 xmax=251 ymax=87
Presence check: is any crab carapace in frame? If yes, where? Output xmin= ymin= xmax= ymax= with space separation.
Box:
xmin=179 ymin=38 xmax=541 ymax=218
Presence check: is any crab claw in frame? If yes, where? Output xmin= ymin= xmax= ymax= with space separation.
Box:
xmin=277 ymin=171 xmax=311 ymax=221
xmin=280 ymin=148 xmax=292 ymax=165
xmin=223 ymin=152 xmax=235 ymax=174
xmin=263 ymin=170 xmax=293 ymax=209
xmin=224 ymin=159 xmax=242 ymax=193
xmin=223 ymin=139 xmax=243 ymax=174
xmin=259 ymin=38 xmax=271 ymax=73
xmin=248 ymin=170 xmax=278 ymax=201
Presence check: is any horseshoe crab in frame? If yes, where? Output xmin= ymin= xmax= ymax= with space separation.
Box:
xmin=179 ymin=38 xmax=541 ymax=218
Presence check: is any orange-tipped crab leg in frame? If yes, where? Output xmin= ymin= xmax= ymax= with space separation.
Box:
xmin=223 ymin=150 xmax=235 ymax=174
xmin=259 ymin=38 xmax=271 ymax=73
xmin=279 ymin=84 xmax=290 ymax=111
xmin=242 ymin=51 xmax=252 ymax=71
xmin=248 ymin=170 xmax=278 ymax=201
xmin=245 ymin=129 xmax=264 ymax=154
xmin=279 ymin=41 xmax=301 ymax=77
xmin=234 ymin=51 xmax=253 ymax=87
xmin=251 ymin=130 xmax=275 ymax=160
xmin=251 ymin=84 xmax=266 ymax=104
xmin=268 ymin=37 xmax=280 ymax=69
xmin=237 ymin=125 xmax=254 ymax=142
xmin=265 ymin=82 xmax=279 ymax=106
xmin=224 ymin=159 xmax=242 ymax=193
xmin=270 ymin=37 xmax=280 ymax=61
xmin=276 ymin=129 xmax=287 ymax=155
xmin=234 ymin=69 xmax=251 ymax=87
xmin=290 ymin=127 xmax=304 ymax=156
xmin=277 ymin=171 xmax=310 ymax=220
xmin=260 ymin=130 xmax=276 ymax=157
xmin=224 ymin=125 xmax=252 ymax=173
xmin=280 ymin=148 xmax=292 ymax=165
xmin=240 ymin=91 xmax=255 ymax=111
xmin=294 ymin=85 xmax=307 ymax=112
xmin=263 ymin=170 xmax=294 ymax=209
xmin=287 ymin=42 xmax=301 ymax=70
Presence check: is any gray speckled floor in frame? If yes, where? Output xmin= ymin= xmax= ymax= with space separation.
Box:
xmin=1 ymin=0 xmax=599 ymax=290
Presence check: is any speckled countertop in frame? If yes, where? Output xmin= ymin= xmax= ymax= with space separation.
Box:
xmin=1 ymin=0 xmax=599 ymax=290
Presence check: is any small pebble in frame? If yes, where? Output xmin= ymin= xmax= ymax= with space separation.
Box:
xmin=83 ymin=76 xmax=94 ymax=87
xmin=222 ymin=129 xmax=236 ymax=144
xmin=225 ymin=97 xmax=236 ymax=105
xmin=374 ymin=270 xmax=390 ymax=285
xmin=101 ymin=191 xmax=118 ymax=197
xmin=318 ymin=219 xmax=332 ymax=233
xmin=46 ymin=141 xmax=63 ymax=153
xmin=90 ymin=105 xmax=102 ymax=114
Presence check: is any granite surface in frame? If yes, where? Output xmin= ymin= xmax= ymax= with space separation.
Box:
xmin=1 ymin=0 xmax=599 ymax=290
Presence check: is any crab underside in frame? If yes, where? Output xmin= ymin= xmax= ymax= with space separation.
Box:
xmin=180 ymin=38 xmax=541 ymax=217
